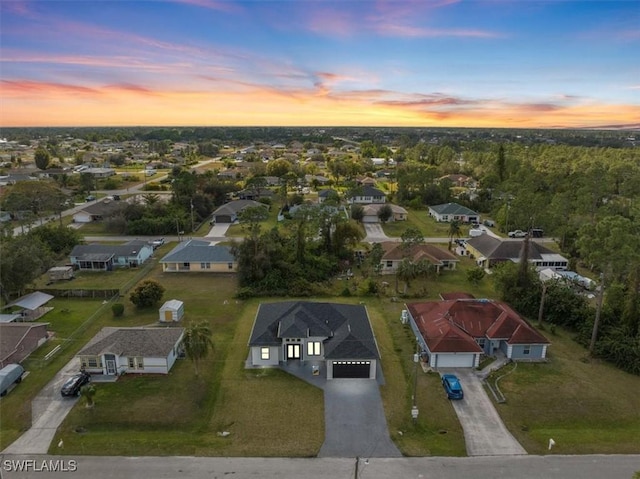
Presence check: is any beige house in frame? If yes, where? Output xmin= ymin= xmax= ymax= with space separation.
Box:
xmin=160 ymin=239 xmax=237 ymax=273
xmin=379 ymin=242 xmax=459 ymax=274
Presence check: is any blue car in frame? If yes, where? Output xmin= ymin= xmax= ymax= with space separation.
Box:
xmin=442 ymin=374 xmax=464 ymax=400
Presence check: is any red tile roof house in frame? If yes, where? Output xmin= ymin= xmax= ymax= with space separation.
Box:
xmin=405 ymin=298 xmax=549 ymax=369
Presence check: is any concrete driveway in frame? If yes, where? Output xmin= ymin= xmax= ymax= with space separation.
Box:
xmin=204 ymin=222 xmax=231 ymax=241
xmin=2 ymin=360 xmax=84 ymax=454
xmin=318 ymin=379 xmax=401 ymax=458
xmin=444 ymin=369 xmax=526 ymax=456
xmin=363 ymin=224 xmax=394 ymax=243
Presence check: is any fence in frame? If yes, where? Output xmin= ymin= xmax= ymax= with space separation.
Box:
xmin=28 ymin=288 xmax=120 ymax=299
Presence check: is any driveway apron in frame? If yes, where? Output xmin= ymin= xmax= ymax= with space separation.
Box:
xmin=318 ymin=379 xmax=401 ymax=458
xmin=447 ymin=369 xmax=526 ymax=456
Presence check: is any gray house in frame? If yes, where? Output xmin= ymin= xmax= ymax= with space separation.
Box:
xmin=70 ymin=240 xmax=153 ymax=270
xmin=347 ymin=186 xmax=386 ymax=204
xmin=405 ymin=298 xmax=549 ymax=368
xmin=248 ymin=301 xmax=380 ymax=379
xmin=466 ymin=235 xmax=569 ymax=271
xmin=77 ymin=327 xmax=185 ymax=376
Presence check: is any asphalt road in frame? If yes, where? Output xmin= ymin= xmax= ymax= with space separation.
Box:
xmin=1 ymin=454 xmax=638 ymax=479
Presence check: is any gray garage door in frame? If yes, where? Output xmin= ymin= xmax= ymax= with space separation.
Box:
xmin=333 ymin=361 xmax=370 ymax=378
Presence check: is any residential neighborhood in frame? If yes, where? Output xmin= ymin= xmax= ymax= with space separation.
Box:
xmin=0 ymin=126 xmax=638 ymax=468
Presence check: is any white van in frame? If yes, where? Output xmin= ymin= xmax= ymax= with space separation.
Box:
xmin=469 ymin=228 xmax=485 ymax=238
xmin=0 ymin=364 xmax=25 ymax=397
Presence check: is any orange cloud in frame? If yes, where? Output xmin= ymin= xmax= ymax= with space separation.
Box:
xmin=1 ymin=79 xmax=638 ymax=129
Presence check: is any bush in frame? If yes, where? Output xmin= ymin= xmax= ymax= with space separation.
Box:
xmin=130 ymin=280 xmax=165 ymax=308
xmin=111 ymin=303 xmax=124 ymax=317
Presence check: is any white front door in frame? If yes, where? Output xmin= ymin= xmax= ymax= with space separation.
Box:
xmin=106 ymin=359 xmax=116 ymax=375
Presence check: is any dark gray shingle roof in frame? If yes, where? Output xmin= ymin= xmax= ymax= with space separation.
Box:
xmin=70 ymin=241 xmax=150 ymax=260
xmin=249 ymin=302 xmax=380 ymax=360
xmin=429 ymin=202 xmax=479 ymax=216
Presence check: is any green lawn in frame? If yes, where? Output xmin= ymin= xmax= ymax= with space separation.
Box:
xmin=488 ymin=327 xmax=640 ymax=455
xmin=382 ymin=208 xmax=451 ymax=238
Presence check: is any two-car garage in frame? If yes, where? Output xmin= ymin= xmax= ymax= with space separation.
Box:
xmin=328 ymin=360 xmax=376 ymax=379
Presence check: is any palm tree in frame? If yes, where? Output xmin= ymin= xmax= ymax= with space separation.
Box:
xmin=448 ymin=220 xmax=462 ymax=250
xmin=183 ymin=321 xmax=214 ymax=376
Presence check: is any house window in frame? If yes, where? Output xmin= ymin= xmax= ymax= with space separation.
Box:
xmin=201 ymin=262 xmax=211 ymax=269
xmin=128 ymin=357 xmax=144 ymax=369
xmin=182 ymin=262 xmax=190 ymax=270
xmin=228 ymin=263 xmax=233 ymax=269
xmin=87 ymin=357 xmax=100 ymax=368
xmin=442 ymin=215 xmax=448 ymax=221
xmin=386 ymin=261 xmax=393 ymax=268
xmin=477 ymin=338 xmax=486 ymax=348
xmin=523 ymin=346 xmax=531 ymax=355
xmin=307 ymin=341 xmax=321 ymax=356
xmin=261 ymin=347 xmax=270 ymax=360
xmin=136 ymin=357 xmax=144 ymax=369
xmin=128 ymin=357 xmax=135 ymax=369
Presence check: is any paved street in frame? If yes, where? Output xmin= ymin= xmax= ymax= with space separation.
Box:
xmin=1 ymin=454 xmax=638 ymax=479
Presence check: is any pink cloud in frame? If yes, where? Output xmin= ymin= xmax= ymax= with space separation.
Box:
xmin=171 ymin=0 xmax=244 ymax=14
xmin=1 ymin=79 xmax=100 ymax=97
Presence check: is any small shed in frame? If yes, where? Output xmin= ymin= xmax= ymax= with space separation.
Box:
xmin=159 ymin=300 xmax=184 ymax=323
xmin=48 ymin=266 xmax=74 ymax=281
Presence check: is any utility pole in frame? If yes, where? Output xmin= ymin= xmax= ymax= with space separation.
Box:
xmin=589 ymin=272 xmax=606 ymax=357
xmin=537 ymin=281 xmax=547 ymax=328
xmin=190 ymin=198 xmax=194 ymax=233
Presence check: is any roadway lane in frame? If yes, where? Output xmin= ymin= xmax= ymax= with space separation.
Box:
xmin=1 ymin=454 xmax=638 ymax=479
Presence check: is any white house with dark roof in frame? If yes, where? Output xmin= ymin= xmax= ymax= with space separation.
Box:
xmin=77 ymin=327 xmax=185 ymax=376
xmin=72 ymin=199 xmax=125 ymax=223
xmin=465 ymin=235 xmax=568 ymax=271
xmin=248 ymin=301 xmax=380 ymax=379
xmin=69 ymin=240 xmax=153 ymax=270
xmin=160 ymin=239 xmax=237 ymax=273
xmin=347 ymin=185 xmax=386 ymax=204
xmin=428 ymin=202 xmax=480 ymax=224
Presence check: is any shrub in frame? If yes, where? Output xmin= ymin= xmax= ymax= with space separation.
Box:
xmin=130 ymin=280 xmax=165 ymax=308
xmin=111 ymin=303 xmax=124 ymax=317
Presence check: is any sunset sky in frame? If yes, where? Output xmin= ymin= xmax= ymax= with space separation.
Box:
xmin=1 ymin=0 xmax=639 ymax=128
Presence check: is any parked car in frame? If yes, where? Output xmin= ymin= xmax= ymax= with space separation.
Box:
xmin=530 ymin=228 xmax=544 ymax=238
xmin=150 ymin=238 xmax=165 ymax=249
xmin=60 ymin=371 xmax=91 ymax=397
xmin=0 ymin=364 xmax=25 ymax=397
xmin=508 ymin=229 xmax=527 ymax=238
xmin=483 ymin=219 xmax=495 ymax=227
xmin=85 ymin=195 xmax=96 ymax=202
xmin=469 ymin=228 xmax=484 ymax=237
xmin=442 ymin=374 xmax=464 ymax=400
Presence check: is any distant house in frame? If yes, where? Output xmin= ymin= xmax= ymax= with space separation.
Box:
xmin=348 ymin=185 xmax=386 ymax=204
xmin=70 ymin=240 xmax=153 ymax=270
xmin=361 ymin=204 xmax=407 ymax=223
xmin=77 ymin=327 xmax=185 ymax=376
xmin=84 ymin=167 xmax=116 ymax=178
xmin=236 ymin=187 xmax=275 ymax=201
xmin=248 ymin=301 xmax=380 ymax=379
xmin=438 ymin=174 xmax=478 ymax=188
xmin=318 ymin=189 xmax=339 ymax=203
xmin=72 ymin=199 xmax=125 ymax=223
xmin=465 ymin=236 xmax=569 ymax=271
xmin=379 ymin=242 xmax=459 ymax=274
xmin=405 ymin=298 xmax=549 ymax=368
xmin=211 ymin=199 xmax=268 ymax=224
xmin=160 ymin=239 xmax=236 ymax=273
xmin=428 ymin=203 xmax=480 ymax=224
xmin=355 ymin=176 xmax=377 ymax=187
xmin=0 ymin=322 xmax=49 ymax=368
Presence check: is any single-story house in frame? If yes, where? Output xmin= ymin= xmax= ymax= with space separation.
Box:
xmin=405 ymin=298 xmax=549 ymax=369
xmin=160 ymin=239 xmax=237 ymax=272
xmin=237 ymin=187 xmax=275 ymax=201
xmin=318 ymin=189 xmax=339 ymax=203
xmin=69 ymin=240 xmax=153 ymax=270
xmin=348 ymin=185 xmax=386 ymax=205
xmin=305 ymin=174 xmax=330 ymax=185
xmin=465 ymin=235 xmax=568 ymax=271
xmin=539 ymin=269 xmax=595 ymax=290
xmin=428 ymin=203 xmax=480 ymax=224
xmin=211 ymin=199 xmax=268 ymax=224
xmin=72 ymin=199 xmax=125 ymax=223
xmin=2 ymin=291 xmax=54 ymax=321
xmin=159 ymin=300 xmax=184 ymax=322
xmin=355 ymin=176 xmax=377 ymax=187
xmin=77 ymin=327 xmax=185 ymax=376
xmin=248 ymin=301 xmax=380 ymax=379
xmin=362 ymin=203 xmax=408 ymax=223
xmin=438 ymin=174 xmax=478 ymax=188
xmin=0 ymin=322 xmax=49 ymax=368
xmin=84 ymin=167 xmax=116 ymax=178
xmin=379 ymin=242 xmax=459 ymax=274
